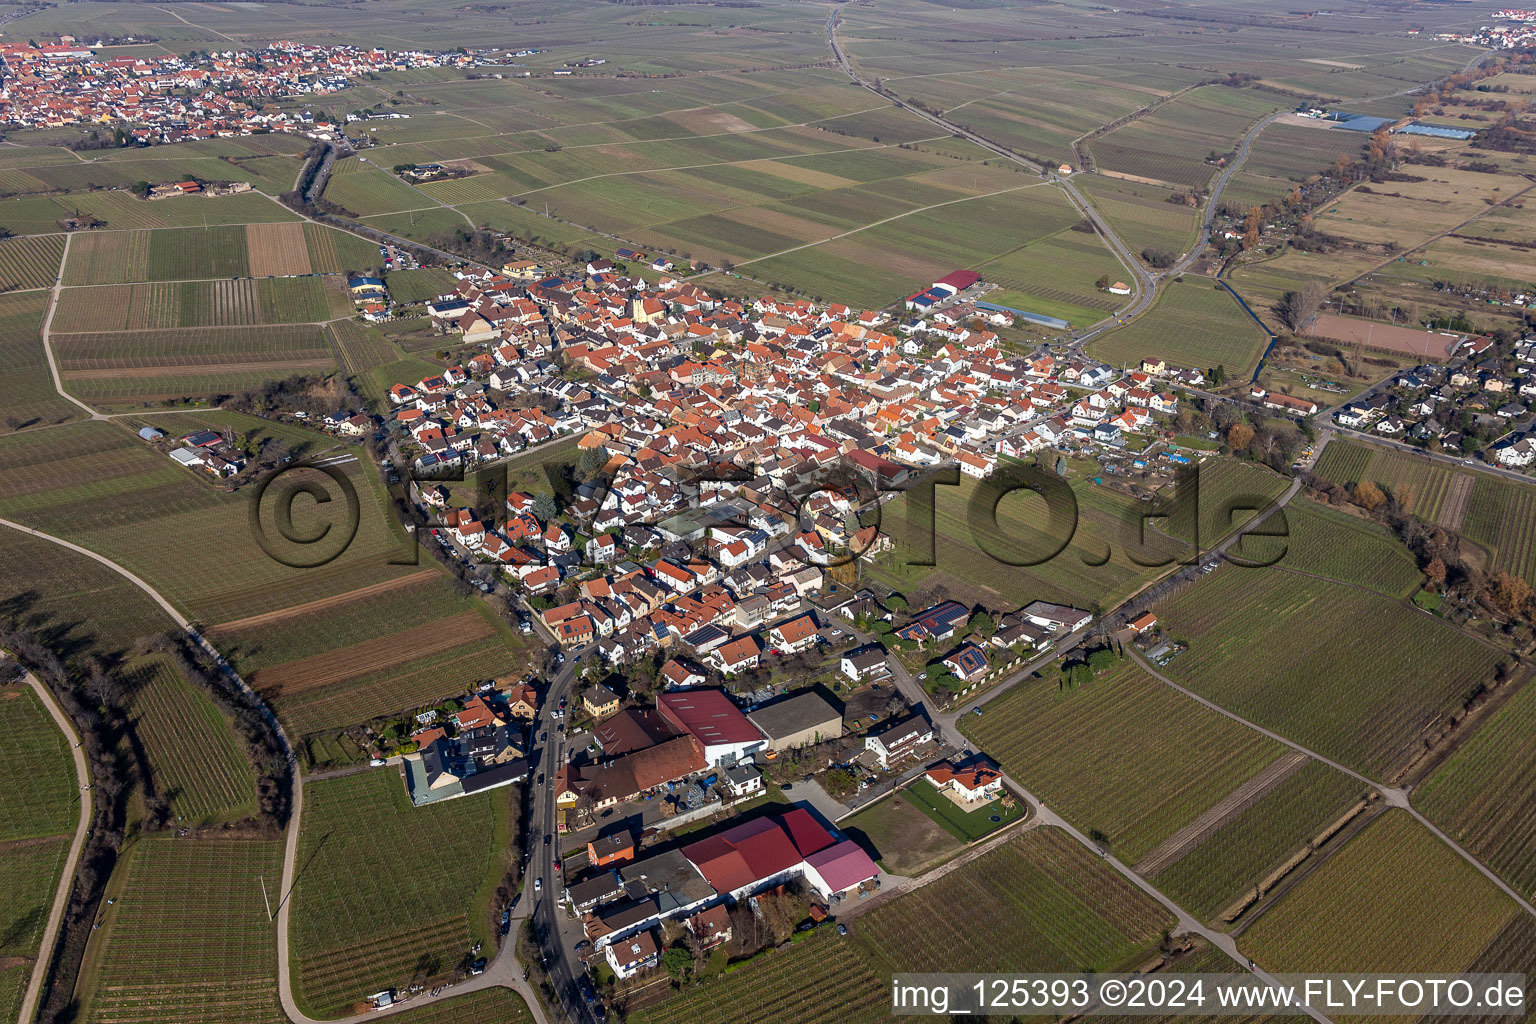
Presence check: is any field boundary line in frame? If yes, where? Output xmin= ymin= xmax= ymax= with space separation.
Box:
xmin=9 ymin=667 xmax=91 ymax=1024
xmin=1134 ymin=750 xmax=1309 ymax=877
xmin=36 ymin=232 xmax=103 ymax=422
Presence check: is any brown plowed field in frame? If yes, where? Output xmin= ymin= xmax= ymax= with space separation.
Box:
xmin=207 ymin=569 xmax=438 ymax=635
xmin=247 ymin=222 xmax=313 ymax=277
xmin=250 ymin=610 xmax=494 ymax=699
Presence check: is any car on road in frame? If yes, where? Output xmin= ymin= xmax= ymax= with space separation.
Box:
xmin=500 ymin=909 xmax=511 ymax=935
xmin=972 ymin=707 xmax=983 ymax=716
xmin=534 ymin=878 xmax=542 ymax=892
xmin=556 ymin=652 xmax=565 ymax=664
xmin=553 ymin=860 xmax=562 ymax=873
xmin=544 ymin=834 xmax=552 ymax=846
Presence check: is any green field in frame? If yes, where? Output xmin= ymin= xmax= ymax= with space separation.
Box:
xmin=1078 ymin=175 xmax=1201 ymax=260
xmin=963 ymin=658 xmax=1282 ymax=861
xmin=0 ymin=232 xmax=65 ymax=290
xmin=51 ymin=277 xmax=329 ymax=332
xmin=900 ymin=777 xmax=1023 ymax=843
xmin=1156 ymin=564 xmax=1502 ymax=779
xmin=1417 ymin=680 xmax=1536 ymax=903
xmin=1087 ymin=281 xmax=1271 ymax=378
xmin=1277 ymin=499 xmax=1424 ymax=597
xmin=1089 ymin=86 xmax=1282 ymax=190
xmin=869 ymin=462 xmax=1185 ymax=614
xmin=854 ymin=827 xmax=1174 ymax=975
xmin=1240 ymin=809 xmax=1517 ymax=974
xmin=0 ymin=682 xmax=78 ymax=1020
xmin=385 ymin=267 xmax=458 ymax=304
xmin=126 ymin=655 xmax=259 ymax=826
xmin=53 ymin=324 xmax=334 ymax=406
xmin=290 ymin=771 xmax=515 ymax=1016
xmin=1148 ymin=760 xmax=1366 ymax=921
xmin=631 ymin=930 xmax=888 ymax=1024
xmin=0 ymin=290 xmax=81 ymax=432
xmin=76 ymin=837 xmax=285 ymax=1024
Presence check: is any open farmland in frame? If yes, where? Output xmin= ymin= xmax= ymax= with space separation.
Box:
xmin=1087 ymin=281 xmax=1271 ymax=377
xmin=290 ymin=771 xmax=515 ymax=1017
xmin=62 ymin=230 xmax=151 ymax=286
xmin=75 ymin=837 xmax=285 ymax=1024
xmin=0 ymin=232 xmax=65 ymax=290
xmin=245 ymin=221 xmax=312 ymax=277
xmin=52 ymin=324 xmax=334 ymax=406
xmin=974 ymin=228 xmax=1126 ymax=327
xmin=1146 ymin=760 xmax=1366 ymax=922
xmin=962 ymin=658 xmax=1282 ymax=861
xmin=869 ymin=462 xmax=1185 ymax=614
xmin=125 ymin=655 xmax=258 ymax=825
xmin=1155 ymin=564 xmax=1501 ymax=779
xmin=0 ymin=681 xmax=80 ymax=1019
xmin=630 ymin=931 xmax=887 ymax=1024
xmin=0 ymin=290 xmax=80 ymax=431
xmin=1078 ymin=176 xmax=1200 ymax=260
xmin=840 ymin=789 xmax=965 ymax=876
xmin=146 ymin=224 xmax=250 ymax=280
xmin=1417 ymin=680 xmax=1536 ymax=902
xmin=385 ymin=267 xmax=457 ymax=304
xmin=1088 ymin=86 xmax=1282 ymax=190
xmin=1240 ymin=810 xmax=1517 ymax=974
xmin=854 ymin=827 xmax=1174 ymax=975
xmin=327 ymin=318 xmax=402 ymax=376
xmin=51 ymin=277 xmax=329 ymax=333
xmin=303 ymin=223 xmax=384 ymax=275
xmin=1278 ymin=499 xmax=1424 ymax=597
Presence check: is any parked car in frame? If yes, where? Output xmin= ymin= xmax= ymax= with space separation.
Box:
xmin=470 ymin=958 xmax=486 ymax=976
xmin=837 ymin=924 xmax=848 ymax=936
xmin=370 ymin=757 xmax=386 ymax=766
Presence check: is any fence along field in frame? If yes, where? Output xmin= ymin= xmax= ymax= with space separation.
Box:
xmin=0 ymin=232 xmax=64 ymax=290
xmin=961 ymin=658 xmax=1282 ymax=862
xmin=290 ymin=771 xmax=514 ymax=1017
xmin=0 ymin=683 xmax=79 ymax=1020
xmin=854 ymin=827 xmax=1174 ymax=976
xmin=1155 ymin=564 xmax=1502 ymax=779
xmin=75 ymin=836 xmax=286 ymax=1024
xmin=1416 ymin=679 xmax=1536 ymax=902
xmin=1239 ymin=810 xmax=1517 ymax=975
xmin=126 ymin=655 xmax=259 ymax=825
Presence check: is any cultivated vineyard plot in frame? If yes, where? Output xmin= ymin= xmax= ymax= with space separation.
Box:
xmin=0 ymin=233 xmax=65 ymax=290
xmin=631 ymin=933 xmax=888 ymax=1024
xmin=0 ymin=684 xmax=80 ymax=841
xmin=1240 ymin=810 xmax=1516 ymax=977
xmin=854 ymin=828 xmax=1174 ymax=977
xmin=62 ymin=231 xmax=151 ymax=285
xmin=1417 ymin=681 xmax=1536 ymax=903
xmin=1157 ymin=566 xmax=1500 ymax=778
xmin=1277 ymin=499 xmax=1423 ymax=598
xmin=290 ymin=771 xmax=512 ymax=1017
xmin=78 ymin=837 xmax=286 ymax=1024
xmin=962 ymin=659 xmax=1282 ymax=861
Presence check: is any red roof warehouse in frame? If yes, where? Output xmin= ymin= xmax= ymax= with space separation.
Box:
xmin=683 ymin=808 xmax=835 ymax=894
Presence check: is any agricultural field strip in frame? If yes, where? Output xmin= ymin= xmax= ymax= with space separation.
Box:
xmin=1128 ymin=638 xmax=1536 ymax=923
xmin=1133 ymin=750 xmax=1311 ymax=877
xmin=487 ymin=131 xmax=952 ymax=201
xmin=732 ymin=178 xmax=1056 ymax=267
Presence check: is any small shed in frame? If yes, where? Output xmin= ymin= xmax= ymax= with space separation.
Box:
xmin=138 ymin=427 xmax=164 ymax=442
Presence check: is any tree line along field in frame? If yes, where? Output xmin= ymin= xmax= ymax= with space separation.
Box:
xmin=290 ymin=771 xmax=515 ymax=1017
xmin=961 ymin=658 xmax=1284 ymax=862
xmin=0 ymin=682 xmax=79 ymax=1021
xmin=0 ymin=232 xmax=65 ymax=290
xmin=72 ymin=836 xmax=287 ymax=1024
xmin=1146 ymin=760 xmax=1367 ymax=922
xmin=1239 ymin=810 xmax=1518 ymax=977
xmin=869 ymin=462 xmax=1185 ymax=615
xmin=1154 ymin=563 xmax=1503 ymax=780
xmin=52 ymin=325 xmax=334 ymax=407
xmin=0 ymin=290 xmax=82 ymax=432
xmin=1087 ymin=280 xmax=1271 ymax=379
xmin=1416 ymin=679 xmax=1536 ymax=904
xmin=50 ymin=278 xmax=330 ymax=333
xmin=1313 ymin=440 xmax=1536 ymax=584
xmin=124 ymin=655 xmax=259 ymax=826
